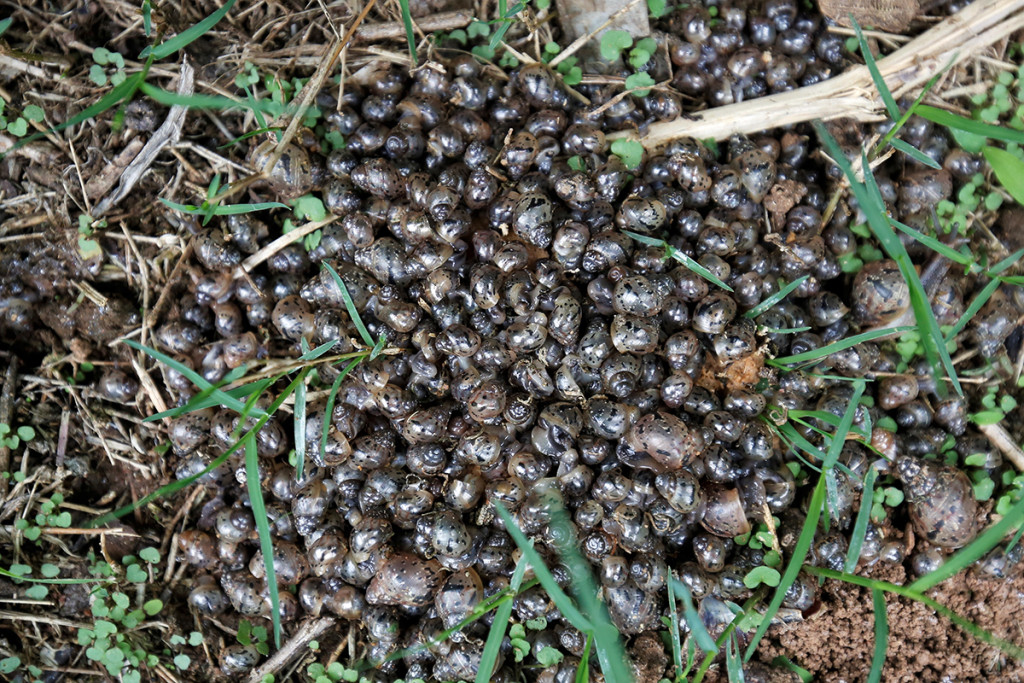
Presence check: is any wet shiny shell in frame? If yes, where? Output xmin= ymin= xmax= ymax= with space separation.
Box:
xmin=366 ymin=553 xmax=446 ymax=608
xmin=624 ymin=412 xmax=704 ymax=471
xmin=896 ymin=456 xmax=978 ymax=549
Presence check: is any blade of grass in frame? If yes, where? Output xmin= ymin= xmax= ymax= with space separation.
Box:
xmin=909 ymin=489 xmax=1024 ymax=593
xmin=158 ymin=197 xmax=288 ymax=216
xmin=743 ymin=275 xmax=809 ymax=319
xmin=147 ymin=363 xmax=253 ymax=420
xmin=983 ymin=146 xmax=1024 ymax=204
xmin=124 ymin=339 xmax=266 ymax=419
xmin=575 ymin=634 xmax=593 ymax=683
xmin=322 ymin=262 xmax=376 ymax=348
xmin=808 ymin=566 xmax=1024 ymax=660
xmin=492 ymin=502 xmax=593 ymax=632
xmin=859 ymin=147 xmax=961 ymax=397
xmin=844 ymin=465 xmax=879 ymax=573
xmin=693 ymin=591 xmax=763 ymax=683
xmin=90 ymin=369 xmax=308 ymax=527
xmin=725 ymin=634 xmax=744 ymax=682
xmin=746 ymin=380 xmax=865 ymax=660
xmin=623 ymin=231 xmax=733 ymax=292
xmin=218 ymin=126 xmax=283 ymax=149
xmin=245 ymin=433 xmax=281 ymax=649
xmin=476 ymin=554 xmax=528 ymax=683
xmin=875 ymin=55 xmax=955 ymax=156
xmin=868 ymin=588 xmax=888 ymax=683
xmin=139 ymin=83 xmax=288 ymax=114
xmin=813 ymin=120 xmax=961 ymax=396
xmin=852 ymin=17 xmax=899 ymax=120
xmin=917 ymin=105 xmax=1024 ymax=146
xmin=666 ymin=578 xmax=683 ymax=680
xmin=294 ymin=368 xmax=308 ymax=482
xmin=889 ymin=138 xmax=941 ymax=169
xmin=397 ymin=0 xmax=418 ymax=65
xmin=890 ymin=219 xmax=974 ymax=268
xmin=320 ymin=356 xmax=364 ymax=461
xmin=771 ymin=657 xmax=812 ymax=683
xmin=142 ymin=0 xmax=238 ymax=60
xmin=945 ymin=278 xmax=1001 ymax=341
xmin=545 ymin=498 xmax=632 ymax=683
xmin=769 ymin=326 xmax=913 ymax=366
xmin=670 ymin=578 xmax=717 ymax=653
xmin=300 ymin=340 xmax=340 ymax=361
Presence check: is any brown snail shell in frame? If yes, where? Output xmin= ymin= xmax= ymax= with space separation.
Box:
xmin=249 ymin=138 xmax=314 ymax=199
xmin=701 ymin=486 xmax=751 ymax=538
xmin=851 ymin=260 xmax=910 ymax=326
xmin=366 ymin=552 xmax=446 ymax=608
xmin=624 ymin=411 xmax=704 ymax=472
xmin=896 ymin=455 xmax=978 ymax=549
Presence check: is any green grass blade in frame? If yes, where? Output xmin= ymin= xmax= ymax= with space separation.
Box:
xmin=946 ymin=278 xmax=1000 ymax=341
xmin=746 ymin=381 xmax=864 ymax=661
xmin=670 ymin=578 xmax=717 ymax=653
xmin=0 ymin=17 xmax=12 ymax=37
xmin=5 ymin=72 xmax=142 ymax=153
xmin=545 ymin=500 xmax=632 ymax=683
xmin=320 ymin=357 xmax=364 ymax=461
xmin=868 ymin=589 xmax=888 ymax=683
xmin=575 ymin=634 xmax=593 ymax=683
xmin=245 ymin=433 xmax=281 ymax=649
xmin=143 ymin=0 xmax=237 ymax=60
xmin=212 ymin=202 xmax=290 ymax=215
xmin=90 ymin=369 xmax=307 ymax=527
xmin=0 ymin=567 xmax=109 ymax=585
xmin=149 ymin=377 xmax=275 ymax=421
xmin=769 ymin=326 xmax=913 ymax=366
xmin=809 ymin=566 xmax=1024 ymax=660
xmin=300 ymin=340 xmax=340 ymax=361
xmin=743 ymin=275 xmax=809 ymax=319
xmin=876 ymin=55 xmax=955 ymax=155
xmin=124 ymin=339 xmax=266 ymax=419
xmin=909 ymin=490 xmax=1024 ymax=593
xmin=493 ymin=502 xmax=593 ymax=632
xmin=844 ymin=465 xmax=878 ymax=573
xmin=476 ymin=555 xmax=528 ymax=683
xmin=623 ymin=230 xmax=733 ymax=292
xmin=917 ymin=105 xmax=1024 ymax=145
xmin=889 ymin=138 xmax=941 ymax=169
xmin=890 ymin=219 xmax=974 ymax=267
xmin=771 ymin=657 xmax=812 ymax=683
xmin=989 ymin=248 xmax=1024 ymax=276
xmin=813 ymin=121 xmax=961 ymax=396
xmin=294 ymin=369 xmax=308 ymax=482
xmin=322 ymin=262 xmax=376 ymax=347
xmin=666 ymin=578 xmax=684 ymax=679
xmin=857 ymin=148 xmax=961 ymax=397
xmin=147 ymin=363 xmax=252 ymax=420
xmin=725 ymin=635 xmax=744 ymax=682
xmin=397 ymin=0 xmax=418 ymax=65
xmin=983 ymin=146 xmax=1024 ymax=204
xmin=219 ymin=126 xmax=283 ymax=149
xmin=138 ymin=82 xmax=286 ymax=114
xmin=852 ymin=17 xmax=899 ymax=120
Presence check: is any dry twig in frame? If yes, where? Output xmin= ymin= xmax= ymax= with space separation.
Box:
xmin=609 ymin=0 xmax=1024 ymax=148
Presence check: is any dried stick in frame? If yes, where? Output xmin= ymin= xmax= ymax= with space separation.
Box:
xmin=246 ymin=617 xmax=337 ymax=683
xmin=355 ymin=10 xmax=472 ymax=41
xmin=978 ymin=422 xmax=1024 ymax=472
xmin=94 ymin=58 xmax=194 ymax=217
xmin=608 ymin=0 xmax=1024 ymax=149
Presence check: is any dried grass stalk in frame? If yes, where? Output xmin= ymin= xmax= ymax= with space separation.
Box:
xmin=609 ymin=0 xmax=1024 ymax=149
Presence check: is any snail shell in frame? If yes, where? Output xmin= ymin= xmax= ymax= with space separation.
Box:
xmin=701 ymin=486 xmax=751 ymax=538
xmin=851 ymin=260 xmax=910 ymax=326
xmin=896 ymin=455 xmax=977 ymax=549
xmin=366 ymin=552 xmax=446 ymax=608
xmin=624 ymin=412 xmax=704 ymax=472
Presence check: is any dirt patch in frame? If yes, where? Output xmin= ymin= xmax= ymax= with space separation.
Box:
xmin=757 ymin=563 xmax=1024 ymax=682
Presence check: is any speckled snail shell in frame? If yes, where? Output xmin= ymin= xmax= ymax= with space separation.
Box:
xmin=895 ymin=455 xmax=978 ymax=549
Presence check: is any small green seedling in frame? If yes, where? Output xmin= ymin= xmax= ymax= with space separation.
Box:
xmin=0 ymin=424 xmax=35 ymax=450
xmin=159 ymin=173 xmax=288 ymax=226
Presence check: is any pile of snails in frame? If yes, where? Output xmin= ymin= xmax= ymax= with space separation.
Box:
xmin=1 ymin=0 xmax=1019 ymax=681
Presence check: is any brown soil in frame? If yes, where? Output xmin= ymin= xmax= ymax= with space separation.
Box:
xmin=756 ymin=563 xmax=1024 ymax=682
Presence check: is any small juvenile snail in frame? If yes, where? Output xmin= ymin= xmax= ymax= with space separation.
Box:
xmin=366 ymin=552 xmax=446 ymax=608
